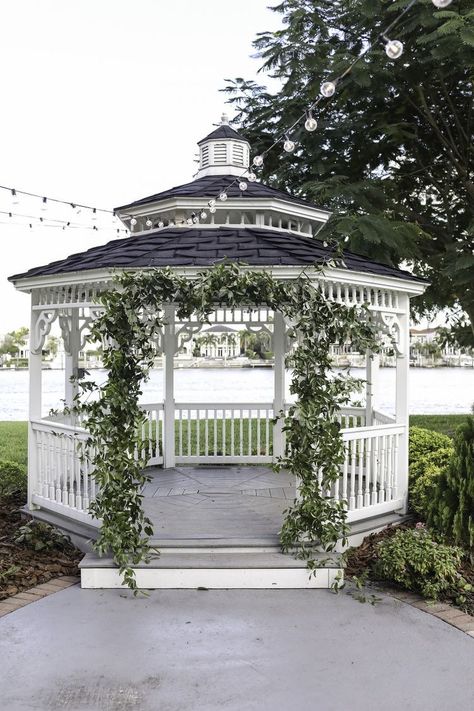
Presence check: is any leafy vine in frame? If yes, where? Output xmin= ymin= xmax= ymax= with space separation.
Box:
xmin=72 ymin=263 xmax=379 ymax=589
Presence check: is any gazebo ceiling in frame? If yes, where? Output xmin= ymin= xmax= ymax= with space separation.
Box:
xmin=9 ymin=226 xmax=425 ymax=283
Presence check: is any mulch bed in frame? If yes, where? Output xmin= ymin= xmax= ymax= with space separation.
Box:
xmin=345 ymin=523 xmax=474 ymax=616
xmin=0 ymin=493 xmax=83 ymax=601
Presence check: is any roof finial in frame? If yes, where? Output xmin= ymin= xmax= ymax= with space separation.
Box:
xmin=220 ymin=112 xmax=229 ymax=125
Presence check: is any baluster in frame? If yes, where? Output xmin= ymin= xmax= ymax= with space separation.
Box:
xmin=213 ymin=409 xmax=218 ymax=456
xmin=148 ymin=410 xmax=153 ymax=460
xmin=230 ymin=408 xmax=235 ymax=456
xmin=240 ymin=409 xmax=244 ymax=457
xmin=179 ymin=408 xmax=183 ymax=457
xmin=349 ymin=440 xmax=356 ymax=510
xmin=196 ymin=408 xmax=200 ymax=457
xmin=61 ymin=437 xmax=68 ymax=505
xmin=265 ymin=409 xmax=270 ymax=457
xmin=248 ymin=409 xmax=252 ymax=456
xmin=386 ymin=434 xmax=393 ymax=500
xmin=256 ymin=408 xmax=261 ymax=456
xmin=83 ymin=442 xmax=89 ymax=509
xmin=357 ymin=437 xmax=364 ymax=508
xmin=379 ymin=435 xmax=386 ymax=502
xmin=187 ymin=409 xmax=191 ymax=456
xmin=205 ymin=409 xmax=209 ymax=457
xmin=222 ymin=409 xmax=226 ymax=456
xmin=364 ymin=436 xmax=372 ymax=507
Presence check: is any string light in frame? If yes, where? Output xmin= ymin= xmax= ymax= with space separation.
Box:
xmin=239 ymin=181 xmax=248 ymax=191
xmin=158 ymin=220 xmax=164 ymax=228
xmin=0 ymin=209 xmax=127 ymax=234
xmin=146 ymin=219 xmax=153 ymax=228
xmin=385 ymin=38 xmax=404 ymax=59
xmin=130 ymin=218 xmax=137 ymax=227
xmin=41 ymin=197 xmax=48 ymax=212
xmin=283 ymin=134 xmax=296 ymax=153
xmin=432 ymin=0 xmax=452 ymax=6
xmin=304 ymin=110 xmax=317 ymax=132
xmin=247 ymin=172 xmax=257 ymax=182
xmin=252 ymin=155 xmax=264 ymax=167
xmin=0 ymin=184 xmax=114 ymax=215
xmin=320 ymin=81 xmax=336 ymax=98
xmin=11 ymin=189 xmax=19 ymax=205
xmin=219 ymin=191 xmax=228 ymax=201
xmin=200 ymin=210 xmax=207 ymax=219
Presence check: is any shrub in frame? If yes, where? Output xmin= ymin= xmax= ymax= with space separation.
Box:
xmin=0 ymin=459 xmax=26 ymax=497
xmin=13 ymin=521 xmax=72 ymax=552
xmin=410 ymin=465 xmax=443 ymax=517
xmin=427 ymin=416 xmax=474 ymax=550
xmin=409 ymin=427 xmax=453 ymax=479
xmin=409 ymin=446 xmax=453 ymax=485
xmin=374 ymin=526 xmax=469 ymax=600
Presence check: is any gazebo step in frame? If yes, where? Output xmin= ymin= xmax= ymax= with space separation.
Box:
xmin=79 ymin=550 xmax=342 ymax=590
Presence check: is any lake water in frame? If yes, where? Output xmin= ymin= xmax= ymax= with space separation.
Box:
xmin=0 ymin=366 xmax=473 ymax=420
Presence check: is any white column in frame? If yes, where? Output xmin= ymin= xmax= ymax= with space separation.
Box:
xmin=365 ymin=351 xmax=379 ymax=426
xmin=396 ymin=295 xmax=410 ymax=512
xmin=28 ymin=293 xmax=43 ymax=509
xmin=65 ymin=309 xmax=80 ymax=408
xmin=273 ymin=311 xmax=286 ymax=460
xmin=163 ymin=304 xmax=176 ymax=468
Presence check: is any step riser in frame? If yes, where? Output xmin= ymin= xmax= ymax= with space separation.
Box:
xmin=81 ymin=567 xmax=342 ymax=590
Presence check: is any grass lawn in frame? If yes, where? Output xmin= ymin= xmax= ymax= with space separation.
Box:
xmin=0 ymin=422 xmax=28 ymax=469
xmin=0 ymin=415 xmax=469 ymax=470
xmin=409 ymin=414 xmax=469 ymax=438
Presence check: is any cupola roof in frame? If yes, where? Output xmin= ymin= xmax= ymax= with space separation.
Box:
xmin=194 ymin=113 xmax=250 ymax=179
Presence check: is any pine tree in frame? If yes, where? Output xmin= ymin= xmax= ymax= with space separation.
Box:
xmin=224 ymin=0 xmax=474 ymax=343
xmin=428 ymin=415 xmax=474 ymax=551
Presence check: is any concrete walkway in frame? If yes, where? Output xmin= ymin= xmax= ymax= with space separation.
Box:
xmin=1 ymin=586 xmax=473 ymax=711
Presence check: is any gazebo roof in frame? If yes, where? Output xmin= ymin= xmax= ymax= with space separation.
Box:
xmin=115 ymin=174 xmax=317 ymax=212
xmin=197 ymin=124 xmax=247 ymax=145
xmin=9 ymin=226 xmax=425 ymax=283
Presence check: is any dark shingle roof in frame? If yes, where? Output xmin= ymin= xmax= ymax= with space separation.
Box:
xmin=115 ymin=174 xmax=319 ymax=211
xmin=9 ymin=226 xmax=425 ymax=283
xmin=197 ymin=125 xmax=247 ymax=144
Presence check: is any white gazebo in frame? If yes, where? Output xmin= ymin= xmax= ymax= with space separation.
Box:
xmin=10 ymin=116 xmax=426 ymax=589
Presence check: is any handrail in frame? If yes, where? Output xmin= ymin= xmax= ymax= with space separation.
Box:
xmin=30 ymin=418 xmax=89 ymax=436
xmin=174 ymin=402 xmax=274 ymax=409
xmin=341 ymin=422 xmax=404 ymax=439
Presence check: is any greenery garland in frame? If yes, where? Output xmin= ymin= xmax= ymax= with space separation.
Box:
xmin=74 ymin=263 xmax=379 ymax=589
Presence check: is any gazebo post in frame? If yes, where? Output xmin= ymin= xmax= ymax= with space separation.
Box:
xmin=65 ymin=309 xmax=79 ymax=408
xmin=273 ymin=311 xmax=286 ymax=460
xmin=163 ymin=303 xmax=176 ymax=468
xmin=396 ymin=294 xmax=410 ymax=512
xmin=28 ymin=292 xmax=43 ymax=509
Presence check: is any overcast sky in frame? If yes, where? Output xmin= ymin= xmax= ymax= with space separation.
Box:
xmin=0 ymin=0 xmax=280 ymax=333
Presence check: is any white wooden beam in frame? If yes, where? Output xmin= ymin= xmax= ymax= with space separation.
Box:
xmin=395 ymin=294 xmax=410 ymax=512
xmin=28 ymin=292 xmax=43 ymax=509
xmin=163 ymin=304 xmax=176 ymax=468
xmin=273 ymin=311 xmax=286 ymax=461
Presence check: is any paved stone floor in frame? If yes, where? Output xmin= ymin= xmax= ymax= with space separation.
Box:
xmin=1 ymin=584 xmax=473 ymax=711
xmin=143 ymin=466 xmax=294 ymax=541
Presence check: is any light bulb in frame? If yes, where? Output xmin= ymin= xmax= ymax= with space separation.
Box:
xmin=239 ymin=181 xmax=248 ymax=191
xmin=186 ymin=217 xmax=193 ymax=225
xmin=208 ymin=199 xmax=216 ymax=208
xmin=92 ymin=208 xmax=97 ymax=221
xmin=192 ymin=216 xmax=199 ymax=224
xmin=219 ymin=192 xmax=228 ymax=201
xmin=247 ymin=172 xmax=257 ymax=182
xmin=209 ymin=206 xmax=217 ymax=214
xmin=252 ymin=155 xmax=264 ymax=167
xmin=158 ymin=220 xmax=164 ymax=228
xmin=11 ymin=189 xmax=19 ymax=205
xmin=200 ymin=211 xmax=207 ymax=219
xmin=432 ymin=0 xmax=452 ymax=6
xmin=283 ymin=135 xmax=295 ymax=153
xmin=41 ymin=197 xmax=48 ymax=212
xmin=304 ymin=111 xmax=317 ymax=132
xmin=168 ymin=220 xmax=175 ymax=226
xmin=385 ymin=39 xmax=403 ymax=59
xmin=145 ymin=219 xmax=153 ymax=228
xmin=320 ymin=81 xmax=336 ymax=98
xmin=130 ymin=217 xmax=137 ymax=226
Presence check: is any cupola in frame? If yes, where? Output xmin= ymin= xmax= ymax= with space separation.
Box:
xmin=195 ymin=113 xmax=250 ymax=179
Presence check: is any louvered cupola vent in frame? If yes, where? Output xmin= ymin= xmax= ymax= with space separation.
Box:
xmin=195 ymin=113 xmax=250 ymax=179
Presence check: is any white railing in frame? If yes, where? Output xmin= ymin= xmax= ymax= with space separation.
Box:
xmin=340 ymin=423 xmax=404 ymax=522
xmin=29 ymin=404 xmax=405 ymax=527
xmin=175 ymin=402 xmax=274 ymax=463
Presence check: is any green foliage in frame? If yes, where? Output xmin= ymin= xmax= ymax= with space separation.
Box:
xmin=70 ymin=263 xmax=379 ymax=588
xmin=409 ymin=426 xmax=453 ymax=478
xmin=13 ymin=521 xmax=72 ymax=552
xmin=0 ymin=460 xmax=26 ymax=497
xmin=410 ymin=464 xmax=444 ymax=518
xmin=224 ymin=0 xmax=474 ymax=343
xmin=427 ymin=416 xmax=474 ymax=549
xmin=375 ymin=526 xmax=469 ymax=600
xmin=409 ymin=445 xmax=454 ymax=485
